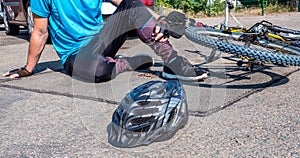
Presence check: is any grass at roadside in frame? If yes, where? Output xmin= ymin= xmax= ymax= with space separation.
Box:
xmin=156 ymin=4 xmax=292 ymax=18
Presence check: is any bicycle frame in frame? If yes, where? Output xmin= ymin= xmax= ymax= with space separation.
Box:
xmin=199 ymin=2 xmax=300 ymax=56
xmin=222 ymin=0 xmax=243 ymax=30
xmin=221 ymin=1 xmax=300 ymax=42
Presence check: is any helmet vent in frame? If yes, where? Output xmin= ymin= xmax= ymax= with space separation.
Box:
xmin=130 ymin=116 xmax=155 ymax=132
xmin=166 ymin=108 xmax=177 ymax=123
xmin=137 ymin=101 xmax=161 ymax=106
xmin=131 ymin=117 xmax=155 ymax=125
xmin=133 ymin=108 xmax=159 ymax=116
xmin=124 ymin=97 xmax=130 ymax=104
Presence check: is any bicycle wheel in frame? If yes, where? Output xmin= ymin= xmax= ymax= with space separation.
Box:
xmin=185 ymin=26 xmax=300 ymax=66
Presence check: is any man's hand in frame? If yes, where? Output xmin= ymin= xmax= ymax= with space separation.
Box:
xmin=2 ymin=66 xmax=32 ymax=79
xmin=152 ymin=16 xmax=171 ymax=42
xmin=2 ymin=71 xmax=19 ymax=78
xmin=152 ymin=25 xmax=169 ymax=42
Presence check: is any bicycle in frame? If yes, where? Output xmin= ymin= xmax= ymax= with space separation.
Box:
xmin=184 ymin=0 xmax=300 ymax=70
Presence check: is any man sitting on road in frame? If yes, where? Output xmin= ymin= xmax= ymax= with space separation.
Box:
xmin=2 ymin=0 xmax=208 ymax=82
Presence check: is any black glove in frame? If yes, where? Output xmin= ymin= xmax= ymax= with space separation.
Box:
xmin=8 ymin=66 xmax=32 ymax=77
xmin=155 ymin=16 xmax=171 ymax=39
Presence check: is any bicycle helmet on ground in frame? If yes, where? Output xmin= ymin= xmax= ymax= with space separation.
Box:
xmin=107 ymin=80 xmax=188 ymax=148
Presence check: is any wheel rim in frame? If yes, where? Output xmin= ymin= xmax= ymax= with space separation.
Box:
xmin=27 ymin=5 xmax=34 ymax=36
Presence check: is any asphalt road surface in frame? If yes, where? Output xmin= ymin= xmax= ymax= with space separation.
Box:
xmin=0 ymin=13 xmax=299 ymax=157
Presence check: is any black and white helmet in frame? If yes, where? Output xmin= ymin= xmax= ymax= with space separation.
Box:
xmin=107 ymin=80 xmax=188 ymax=148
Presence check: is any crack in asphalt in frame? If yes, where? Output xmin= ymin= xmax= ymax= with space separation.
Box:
xmin=1 ymin=68 xmax=299 ymax=117
xmin=0 ymin=83 xmax=119 ymax=106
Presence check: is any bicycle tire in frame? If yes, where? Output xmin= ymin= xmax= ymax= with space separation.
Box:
xmin=292 ymin=41 xmax=300 ymax=48
xmin=185 ymin=26 xmax=300 ymax=66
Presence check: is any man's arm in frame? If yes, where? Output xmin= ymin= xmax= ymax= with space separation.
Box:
xmin=2 ymin=14 xmax=49 ymax=78
xmin=26 ymin=14 xmax=49 ymax=73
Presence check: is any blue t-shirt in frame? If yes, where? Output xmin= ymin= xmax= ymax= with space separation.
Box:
xmin=31 ymin=0 xmax=105 ymax=64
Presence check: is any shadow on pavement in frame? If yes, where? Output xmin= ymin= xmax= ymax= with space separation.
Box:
xmin=184 ymin=68 xmax=289 ymax=89
xmin=34 ymin=60 xmax=66 ymax=75
xmin=186 ymin=68 xmax=298 ymax=117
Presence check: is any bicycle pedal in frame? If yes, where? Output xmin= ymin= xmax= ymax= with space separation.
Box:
xmin=257 ymin=61 xmax=265 ymax=68
xmin=246 ymin=62 xmax=254 ymax=71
